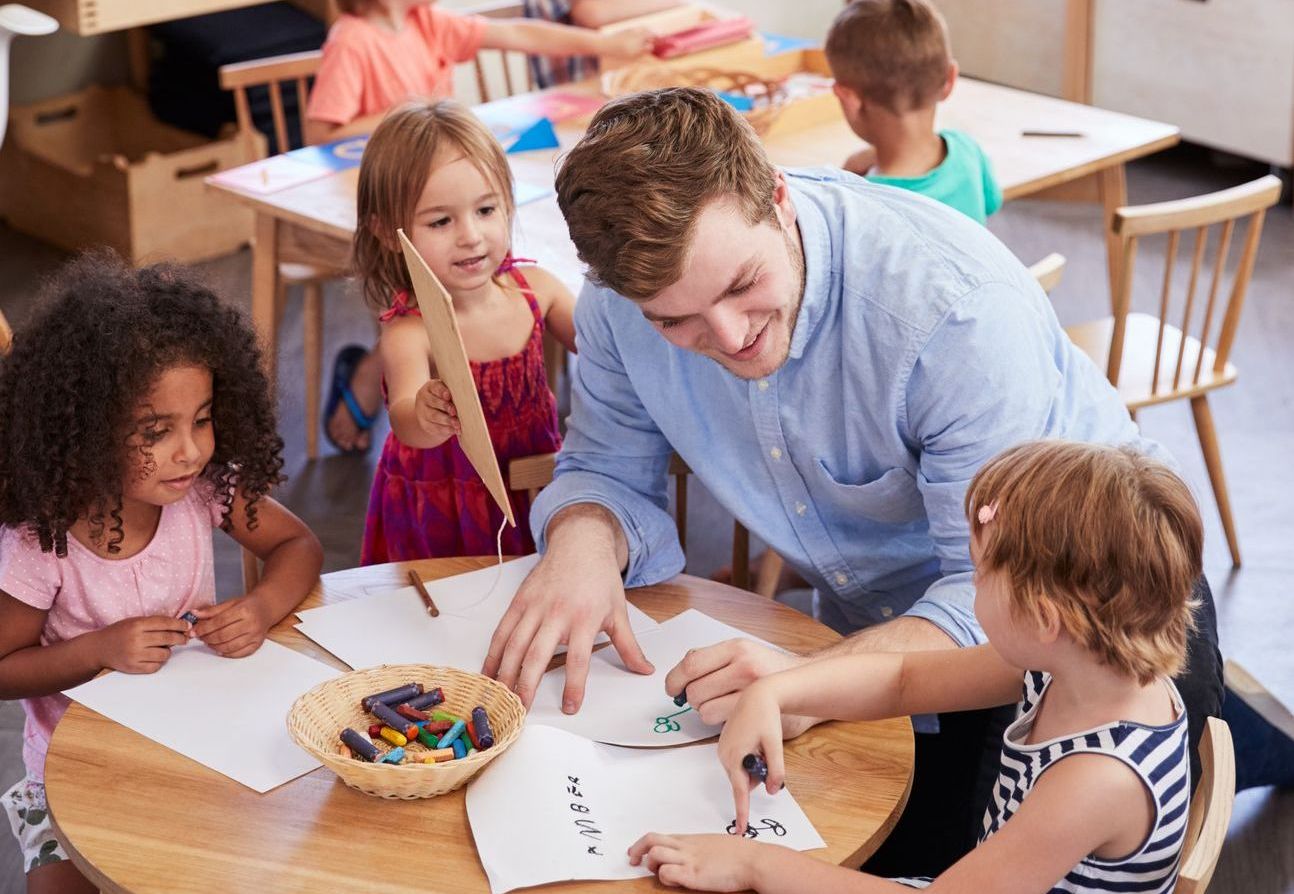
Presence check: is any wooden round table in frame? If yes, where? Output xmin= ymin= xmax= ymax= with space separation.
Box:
xmin=44 ymin=558 xmax=913 ymax=893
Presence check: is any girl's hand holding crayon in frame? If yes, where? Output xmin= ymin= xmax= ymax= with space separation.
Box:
xmin=627 ymin=832 xmax=755 ymax=892
xmin=716 ymin=678 xmax=785 ymax=835
xmin=92 ymin=616 xmax=190 ymax=674
xmin=189 ymin=595 xmax=274 ymax=659
xmin=415 ymin=378 xmax=461 ymax=442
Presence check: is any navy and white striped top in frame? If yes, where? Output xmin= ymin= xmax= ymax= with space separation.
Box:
xmin=900 ymin=671 xmax=1191 ymax=892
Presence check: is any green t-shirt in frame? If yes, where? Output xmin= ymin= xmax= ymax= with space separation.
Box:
xmin=865 ymin=129 xmax=1003 ymax=224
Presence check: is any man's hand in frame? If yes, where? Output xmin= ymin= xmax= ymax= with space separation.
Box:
xmin=664 ymin=639 xmax=816 ymax=737
xmin=482 ymin=505 xmax=651 ymax=711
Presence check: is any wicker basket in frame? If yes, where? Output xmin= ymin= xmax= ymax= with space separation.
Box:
xmin=288 ymin=664 xmax=525 ymax=799
xmin=601 ymin=62 xmax=789 ymax=135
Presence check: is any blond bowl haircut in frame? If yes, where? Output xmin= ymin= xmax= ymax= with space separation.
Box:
xmin=554 ymin=87 xmax=779 ymax=302
xmin=824 ymin=0 xmax=952 ymax=113
xmin=352 ymin=100 xmax=516 ymax=310
xmin=965 ymin=440 xmax=1202 ymax=684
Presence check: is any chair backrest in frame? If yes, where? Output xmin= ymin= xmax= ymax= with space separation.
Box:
xmin=1028 ymin=253 xmax=1066 ymax=295
xmin=219 ymin=49 xmax=323 ymax=156
xmin=1176 ymin=717 xmax=1236 ymax=894
xmin=1105 ymin=175 xmax=1281 ymax=391
xmin=461 ymin=1 xmax=535 ymax=104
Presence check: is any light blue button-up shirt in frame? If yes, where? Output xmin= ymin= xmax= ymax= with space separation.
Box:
xmin=532 ymin=168 xmax=1165 ymax=647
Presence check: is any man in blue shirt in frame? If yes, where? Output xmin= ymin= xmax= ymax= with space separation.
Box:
xmin=480 ymin=88 xmax=1225 ymax=874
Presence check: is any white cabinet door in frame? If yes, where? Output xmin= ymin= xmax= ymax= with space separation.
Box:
xmin=933 ymin=0 xmax=1070 ymax=98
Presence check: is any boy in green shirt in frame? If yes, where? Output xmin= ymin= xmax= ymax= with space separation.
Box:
xmin=825 ymin=0 xmax=1001 ymax=224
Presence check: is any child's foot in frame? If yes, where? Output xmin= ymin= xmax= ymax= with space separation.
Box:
xmin=324 ymin=345 xmax=382 ymax=453
xmin=1222 ymin=659 xmax=1294 ymax=790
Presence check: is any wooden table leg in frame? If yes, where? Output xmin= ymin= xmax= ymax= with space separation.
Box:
xmin=251 ymin=212 xmax=280 ymax=384
xmin=1099 ymin=164 xmax=1128 ymax=312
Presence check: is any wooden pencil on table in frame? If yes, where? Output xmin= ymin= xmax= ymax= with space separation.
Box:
xmin=407 ymin=570 xmax=440 ymax=617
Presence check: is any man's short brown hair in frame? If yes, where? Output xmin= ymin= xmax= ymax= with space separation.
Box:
xmin=554 ymin=87 xmax=778 ymax=301
xmin=966 ymin=440 xmax=1202 ymax=684
xmin=825 ymin=0 xmax=951 ymax=113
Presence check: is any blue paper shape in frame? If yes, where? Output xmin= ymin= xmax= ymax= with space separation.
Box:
xmin=285 ymin=135 xmax=369 ymax=171
xmin=761 ymin=32 xmax=818 ymax=56
xmin=505 ymin=117 xmax=560 ymax=154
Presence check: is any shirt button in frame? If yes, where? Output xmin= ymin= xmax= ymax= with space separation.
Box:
xmin=757 ymin=380 xmax=769 ymax=391
xmin=880 ymin=606 xmax=894 ymax=618
xmin=770 ymin=448 xmax=782 ymax=460
xmin=794 ymin=502 xmax=806 ymax=516
xmin=834 ymin=572 xmax=848 ymax=586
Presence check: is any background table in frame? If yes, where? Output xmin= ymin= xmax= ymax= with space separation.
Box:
xmin=44 ymin=558 xmax=914 ymax=894
xmin=207 ymin=74 xmax=1178 ymax=373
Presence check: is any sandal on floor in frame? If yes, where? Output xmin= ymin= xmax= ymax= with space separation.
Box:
xmin=323 ymin=344 xmax=378 ymax=454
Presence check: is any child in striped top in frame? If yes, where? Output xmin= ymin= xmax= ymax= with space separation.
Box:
xmin=630 ymin=439 xmax=1202 ymax=894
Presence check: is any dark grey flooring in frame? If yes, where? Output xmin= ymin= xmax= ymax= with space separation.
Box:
xmin=0 ymin=145 xmax=1290 ymax=892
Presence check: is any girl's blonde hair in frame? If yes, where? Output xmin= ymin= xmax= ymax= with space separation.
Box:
xmin=965 ymin=440 xmax=1202 ymax=684
xmin=352 ymin=99 xmax=515 ymax=310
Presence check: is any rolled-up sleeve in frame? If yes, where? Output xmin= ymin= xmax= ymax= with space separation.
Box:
xmin=902 ymin=282 xmax=1063 ymax=646
xmin=530 ymin=287 xmax=685 ymax=586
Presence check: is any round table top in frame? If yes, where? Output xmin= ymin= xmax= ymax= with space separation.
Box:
xmin=45 ymin=557 xmax=913 ymax=894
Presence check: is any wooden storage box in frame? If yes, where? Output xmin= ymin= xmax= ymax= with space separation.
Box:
xmin=0 ymin=85 xmax=256 ymax=264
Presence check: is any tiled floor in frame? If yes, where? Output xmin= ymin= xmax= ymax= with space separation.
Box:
xmin=1 ymin=50 xmax=1291 ymax=894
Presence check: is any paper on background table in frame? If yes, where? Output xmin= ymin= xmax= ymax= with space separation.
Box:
xmin=63 ymin=640 xmax=338 ymax=793
xmin=527 ymin=609 xmax=782 ymax=747
xmin=467 ymin=724 xmax=825 ymax=894
xmin=295 ymin=555 xmax=659 ymax=671
xmin=397 ymin=229 xmax=514 ymax=526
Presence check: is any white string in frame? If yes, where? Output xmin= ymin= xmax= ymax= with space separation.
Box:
xmin=481 ymin=513 xmax=510 ymax=601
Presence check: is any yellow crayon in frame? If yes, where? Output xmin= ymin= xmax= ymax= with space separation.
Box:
xmin=379 ymin=727 xmax=408 ymax=747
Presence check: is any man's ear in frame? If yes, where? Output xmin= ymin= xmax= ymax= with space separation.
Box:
xmin=771 ymin=169 xmax=797 ymax=229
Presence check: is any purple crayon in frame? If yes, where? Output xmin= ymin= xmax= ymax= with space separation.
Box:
xmin=370 ymin=701 xmax=417 ymax=739
xmin=180 ymin=611 xmax=199 ymax=625
xmin=742 ymin=753 xmax=768 ymax=783
xmin=470 ymin=706 xmax=495 ymax=750
xmin=360 ymin=682 xmax=424 ymax=712
xmin=340 ymin=727 xmax=380 ymax=762
xmin=406 ymin=688 xmax=445 ymax=711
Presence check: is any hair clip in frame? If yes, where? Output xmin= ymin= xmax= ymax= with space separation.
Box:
xmin=977 ymin=502 xmax=999 ymax=525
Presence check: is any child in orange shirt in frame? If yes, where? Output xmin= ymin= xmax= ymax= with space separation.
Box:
xmin=305 ymin=0 xmax=653 ymax=143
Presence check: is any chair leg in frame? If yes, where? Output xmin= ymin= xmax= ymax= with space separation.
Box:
xmin=303 ymin=281 xmax=324 ymax=460
xmin=1190 ymin=395 xmax=1241 ymax=567
xmin=755 ymin=551 xmax=785 ymax=600
xmin=731 ymin=523 xmax=751 ymax=592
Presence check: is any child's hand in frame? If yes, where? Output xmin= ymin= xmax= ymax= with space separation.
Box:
xmin=415 ymin=378 xmax=461 ymax=441
xmin=842 ymin=146 xmax=877 ymax=176
xmin=628 ymin=833 xmax=755 ymax=892
xmin=717 ymin=680 xmax=786 ymax=835
xmin=190 ymin=596 xmax=273 ymax=658
xmin=600 ymin=27 xmax=655 ymax=58
xmin=93 ymin=616 xmax=190 ymax=674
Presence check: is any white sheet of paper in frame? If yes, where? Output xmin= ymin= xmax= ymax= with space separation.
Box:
xmin=63 ymin=640 xmax=338 ymax=793
xmin=527 ymin=609 xmax=782 ymax=747
xmin=294 ymin=555 xmax=659 ymax=671
xmin=467 ymin=724 xmax=825 ymax=894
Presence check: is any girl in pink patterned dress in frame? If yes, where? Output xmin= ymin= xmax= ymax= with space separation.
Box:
xmin=353 ymin=100 xmax=576 ymax=564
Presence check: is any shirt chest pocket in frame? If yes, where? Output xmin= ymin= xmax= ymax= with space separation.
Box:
xmin=813 ymin=460 xmax=926 ymax=526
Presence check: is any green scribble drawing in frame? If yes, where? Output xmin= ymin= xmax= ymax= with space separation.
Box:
xmin=654 ymin=706 xmax=692 ymax=734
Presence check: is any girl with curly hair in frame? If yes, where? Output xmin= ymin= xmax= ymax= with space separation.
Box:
xmin=0 ymin=252 xmax=322 ymax=894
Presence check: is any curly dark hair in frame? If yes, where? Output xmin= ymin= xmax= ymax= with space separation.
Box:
xmin=0 ymin=251 xmax=285 ymax=556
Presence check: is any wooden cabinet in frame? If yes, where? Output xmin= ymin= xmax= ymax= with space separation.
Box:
xmin=23 ymin=0 xmax=333 ymax=35
xmin=1091 ymin=0 xmax=1294 ymax=167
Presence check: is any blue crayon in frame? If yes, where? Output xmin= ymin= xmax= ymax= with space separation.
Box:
xmin=742 ymin=753 xmax=768 ymax=783
xmin=180 ymin=611 xmax=199 ymax=625
xmin=438 ymin=718 xmax=467 ymax=749
xmin=379 ymin=746 xmax=405 ymax=764
xmin=451 ymin=738 xmax=467 ymax=760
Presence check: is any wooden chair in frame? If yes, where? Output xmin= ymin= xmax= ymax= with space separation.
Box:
xmin=1028 ymin=252 xmax=1067 ymax=295
xmin=1064 ymin=176 xmax=1282 ymax=567
xmin=507 ymin=451 xmax=759 ymax=591
xmin=1176 ymin=717 xmax=1236 ymax=894
xmin=461 ymin=1 xmax=536 ymax=104
xmin=219 ymin=50 xmax=343 ymax=461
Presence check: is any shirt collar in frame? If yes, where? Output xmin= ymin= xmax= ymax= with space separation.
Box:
xmin=786 ymin=179 xmax=833 ymax=362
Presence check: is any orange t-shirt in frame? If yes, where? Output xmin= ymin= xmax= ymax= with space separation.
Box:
xmin=307 ymin=4 xmax=488 ymax=126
